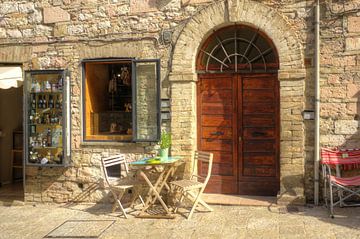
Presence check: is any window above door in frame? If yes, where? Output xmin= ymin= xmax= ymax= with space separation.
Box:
xmin=82 ymin=58 xmax=160 ymax=142
xmin=196 ymin=25 xmax=279 ymax=73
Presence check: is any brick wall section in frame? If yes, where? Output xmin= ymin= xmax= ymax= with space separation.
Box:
xmin=0 ymin=0 xmax=358 ymax=204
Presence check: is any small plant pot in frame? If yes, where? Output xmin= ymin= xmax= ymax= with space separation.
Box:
xmin=159 ymin=148 xmax=169 ymax=160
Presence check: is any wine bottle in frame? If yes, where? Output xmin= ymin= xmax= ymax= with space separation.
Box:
xmin=55 ymin=96 xmax=60 ymax=109
xmin=43 ymin=95 xmax=47 ymax=108
xmin=57 ymin=96 xmax=62 ymax=109
xmin=38 ymin=95 xmax=42 ymax=108
xmin=31 ymin=95 xmax=36 ymax=109
xmin=46 ymin=128 xmax=52 ymax=147
xmin=49 ymin=95 xmax=54 ymax=108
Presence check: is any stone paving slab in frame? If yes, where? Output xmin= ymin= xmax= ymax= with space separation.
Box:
xmin=0 ymin=203 xmax=360 ymax=239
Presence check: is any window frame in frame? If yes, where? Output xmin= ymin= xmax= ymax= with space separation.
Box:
xmin=81 ymin=58 xmax=161 ymax=143
xmin=132 ymin=59 xmax=161 ymax=142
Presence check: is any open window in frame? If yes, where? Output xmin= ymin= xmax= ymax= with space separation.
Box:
xmin=83 ymin=58 xmax=160 ymax=142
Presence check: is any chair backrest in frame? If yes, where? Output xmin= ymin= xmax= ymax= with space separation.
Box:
xmin=101 ymin=154 xmax=129 ymax=185
xmin=321 ymin=148 xmax=360 ymax=177
xmin=321 ymin=148 xmax=360 ymax=166
xmin=191 ymin=151 xmax=213 ymax=185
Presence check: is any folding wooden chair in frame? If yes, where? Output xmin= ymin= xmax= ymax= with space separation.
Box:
xmin=170 ymin=151 xmax=213 ymax=219
xmin=321 ymin=148 xmax=360 ymax=218
xmin=101 ymin=154 xmax=144 ymax=219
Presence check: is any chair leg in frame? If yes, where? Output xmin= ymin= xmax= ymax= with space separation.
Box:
xmin=139 ymin=195 xmax=145 ymax=206
xmin=112 ymin=190 xmax=129 ymax=219
xmin=187 ymin=189 xmax=203 ymax=220
xmin=186 ymin=190 xmax=213 ymax=212
xmin=116 ymin=199 xmax=128 ymax=219
xmin=329 ymin=182 xmax=334 ymax=218
xmin=323 ymin=177 xmax=328 ymax=208
xmin=174 ymin=192 xmax=185 ymax=213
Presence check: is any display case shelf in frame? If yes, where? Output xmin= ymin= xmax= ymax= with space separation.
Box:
xmin=25 ymin=70 xmax=70 ymax=167
xmin=30 ymin=92 xmax=62 ymax=94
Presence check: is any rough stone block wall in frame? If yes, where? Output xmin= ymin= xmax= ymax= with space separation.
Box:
xmin=0 ymin=0 xmax=358 ymax=204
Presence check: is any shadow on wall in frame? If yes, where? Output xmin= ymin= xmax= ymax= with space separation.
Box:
xmin=277 ymin=174 xmax=305 ymax=205
xmin=25 ymin=166 xmax=109 ymax=204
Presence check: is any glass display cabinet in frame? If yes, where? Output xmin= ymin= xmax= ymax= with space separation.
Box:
xmin=24 ymin=70 xmax=71 ymax=166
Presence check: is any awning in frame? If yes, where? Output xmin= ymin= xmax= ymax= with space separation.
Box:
xmin=0 ymin=66 xmax=23 ymax=89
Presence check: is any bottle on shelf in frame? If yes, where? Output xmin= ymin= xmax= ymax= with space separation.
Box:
xmin=57 ymin=96 xmax=62 ymax=109
xmin=38 ymin=95 xmax=43 ymax=108
xmin=46 ymin=128 xmax=52 ymax=147
xmin=30 ymin=125 xmax=36 ymax=134
xmin=31 ymin=95 xmax=36 ymax=109
xmin=49 ymin=95 xmax=54 ymax=108
xmin=57 ymin=77 xmax=63 ymax=91
xmin=45 ymin=81 xmax=51 ymax=92
xmin=45 ymin=114 xmax=50 ymax=124
xmin=55 ymin=95 xmax=60 ymax=109
xmin=34 ymin=81 xmax=41 ymax=93
xmin=43 ymin=95 xmax=47 ymax=108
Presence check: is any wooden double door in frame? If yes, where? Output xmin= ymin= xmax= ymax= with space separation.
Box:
xmin=197 ymin=73 xmax=280 ymax=196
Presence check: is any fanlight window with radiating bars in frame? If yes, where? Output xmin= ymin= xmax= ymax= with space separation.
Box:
xmin=196 ymin=25 xmax=279 ymax=73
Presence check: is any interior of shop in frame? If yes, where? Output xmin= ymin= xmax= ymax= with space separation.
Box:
xmin=0 ymin=66 xmax=24 ymax=202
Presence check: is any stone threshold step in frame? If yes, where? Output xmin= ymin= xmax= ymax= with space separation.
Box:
xmin=202 ymin=193 xmax=276 ymax=206
xmin=0 ymin=199 xmax=25 ymax=206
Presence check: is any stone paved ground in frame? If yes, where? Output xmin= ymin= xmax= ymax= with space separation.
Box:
xmin=0 ymin=203 xmax=360 ymax=239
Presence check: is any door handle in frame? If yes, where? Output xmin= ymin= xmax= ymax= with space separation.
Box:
xmin=210 ymin=131 xmax=224 ymax=136
xmin=252 ymin=131 xmax=266 ymax=137
xmin=239 ymin=136 xmax=242 ymax=141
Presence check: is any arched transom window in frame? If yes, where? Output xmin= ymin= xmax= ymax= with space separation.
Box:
xmin=197 ymin=25 xmax=279 ymax=73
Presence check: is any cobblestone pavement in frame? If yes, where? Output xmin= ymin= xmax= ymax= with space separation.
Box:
xmin=0 ymin=203 xmax=360 ymax=239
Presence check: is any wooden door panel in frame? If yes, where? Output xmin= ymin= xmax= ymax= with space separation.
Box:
xmin=212 ymin=151 xmax=233 ymax=164
xmin=243 ymin=140 xmax=275 ymax=152
xmin=200 ymin=139 xmax=233 ymax=152
xmin=205 ymin=178 xmax=237 ymax=194
xmin=243 ymin=153 xmax=275 ymax=165
xmin=202 ymin=127 xmax=232 ymax=139
xmin=201 ymin=78 xmax=232 ymax=90
xmin=243 ymin=89 xmax=275 ymax=102
xmin=201 ymin=103 xmax=232 ymax=114
xmin=201 ymin=90 xmax=233 ymax=103
xmin=243 ymin=103 xmax=275 ymax=113
xmin=243 ymin=128 xmax=275 ymax=139
xmin=239 ymin=74 xmax=279 ymax=195
xmin=202 ymin=163 xmax=234 ymax=176
xmin=201 ymin=115 xmax=232 ymax=127
xmin=243 ymin=114 xmax=275 ymax=127
xmin=198 ymin=74 xmax=237 ymax=194
xmin=243 ymin=78 xmax=275 ymax=89
xmin=238 ymin=181 xmax=278 ymax=196
xmin=243 ymin=167 xmax=276 ymax=177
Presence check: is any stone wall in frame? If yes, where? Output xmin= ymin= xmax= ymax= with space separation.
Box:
xmin=0 ymin=0 xmax=358 ymax=204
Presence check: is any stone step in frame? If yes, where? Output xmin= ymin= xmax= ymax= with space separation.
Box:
xmin=202 ymin=193 xmax=277 ymax=206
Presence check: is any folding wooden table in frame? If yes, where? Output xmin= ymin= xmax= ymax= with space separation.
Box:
xmin=129 ymin=156 xmax=183 ymax=219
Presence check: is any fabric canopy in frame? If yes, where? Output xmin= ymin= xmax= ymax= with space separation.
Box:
xmin=0 ymin=66 xmax=23 ymax=89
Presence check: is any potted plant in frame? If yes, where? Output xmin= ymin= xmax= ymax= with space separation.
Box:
xmin=159 ymin=131 xmax=171 ymax=159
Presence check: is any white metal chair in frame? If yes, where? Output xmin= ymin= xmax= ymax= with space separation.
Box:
xmin=321 ymin=148 xmax=360 ymax=218
xmin=101 ymin=154 xmax=144 ymax=218
xmin=170 ymin=151 xmax=213 ymax=219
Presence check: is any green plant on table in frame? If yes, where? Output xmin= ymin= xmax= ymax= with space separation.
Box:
xmin=160 ymin=131 xmax=171 ymax=149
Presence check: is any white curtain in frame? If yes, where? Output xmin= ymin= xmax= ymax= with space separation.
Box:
xmin=0 ymin=66 xmax=23 ymax=89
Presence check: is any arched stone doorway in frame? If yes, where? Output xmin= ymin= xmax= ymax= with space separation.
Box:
xmin=196 ymin=25 xmax=280 ymax=195
xmin=169 ymin=0 xmax=306 ymax=203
